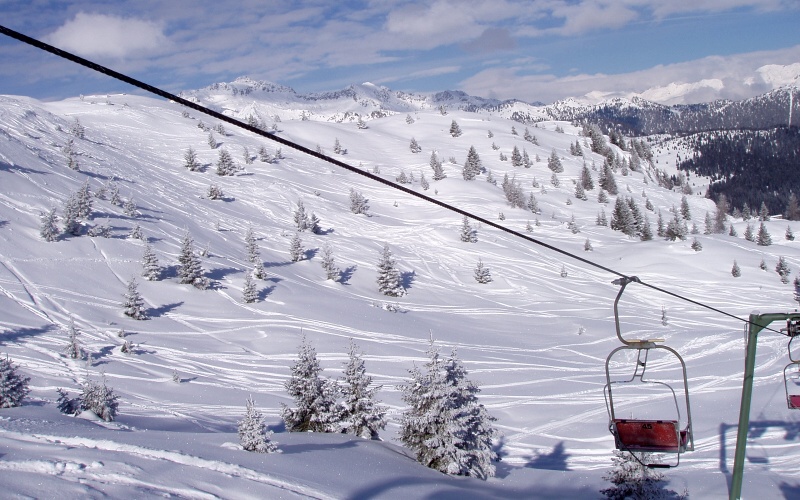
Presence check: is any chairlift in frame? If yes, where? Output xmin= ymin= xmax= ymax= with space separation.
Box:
xmin=603 ymin=276 xmax=694 ymax=468
xmin=783 ymin=321 xmax=800 ymax=410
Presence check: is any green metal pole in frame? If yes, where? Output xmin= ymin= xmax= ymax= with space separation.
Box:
xmin=729 ymin=313 xmax=791 ymax=500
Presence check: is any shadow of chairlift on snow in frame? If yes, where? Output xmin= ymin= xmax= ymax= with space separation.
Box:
xmin=525 ymin=441 xmax=571 ymax=471
xmin=718 ymin=419 xmax=800 ymax=476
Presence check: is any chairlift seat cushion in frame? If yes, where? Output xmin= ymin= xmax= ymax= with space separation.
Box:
xmin=789 ymin=395 xmax=800 ymax=409
xmin=613 ymin=419 xmax=687 ymax=452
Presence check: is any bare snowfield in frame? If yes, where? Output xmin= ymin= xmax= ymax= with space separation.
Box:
xmin=0 ymin=89 xmax=799 ymax=498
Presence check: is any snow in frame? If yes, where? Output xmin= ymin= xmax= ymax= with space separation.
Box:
xmin=0 ymin=86 xmax=798 ymax=498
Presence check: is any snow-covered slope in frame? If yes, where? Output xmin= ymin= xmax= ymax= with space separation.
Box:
xmin=0 ymin=86 xmax=799 ymax=498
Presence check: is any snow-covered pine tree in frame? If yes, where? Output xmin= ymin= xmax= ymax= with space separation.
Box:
xmin=776 ymin=256 xmax=791 ymax=284
xmin=759 ymin=201 xmax=770 ymax=221
xmin=522 ymin=149 xmax=532 ymax=168
xmin=122 ymin=277 xmax=148 ymax=320
xmin=680 ymin=195 xmax=691 ymax=220
xmin=584 ymin=239 xmax=593 ymax=251
xmin=0 ymin=355 xmax=30 ymax=408
xmin=600 ymin=450 xmax=681 ymax=499
xmin=786 ymin=225 xmax=795 ymax=241
xmin=80 ymin=377 xmax=119 ymax=422
xmin=123 ymin=197 xmax=138 ymax=218
xmin=665 ymin=212 xmax=688 ymax=241
xmin=242 ymin=272 xmax=258 ymax=303
xmin=757 ymin=222 xmax=772 ymax=246
xmin=244 ymin=225 xmax=260 ymax=264
xmin=184 ymin=147 xmax=200 ymax=171
xmin=409 ymin=137 xmax=422 ymax=153
xmin=281 ymin=336 xmax=340 ymax=433
xmin=474 ymin=259 xmax=492 ymax=284
xmin=258 ymin=145 xmax=272 ymax=163
xmin=206 ymin=184 xmax=224 ymax=200
xmin=56 ymin=387 xmax=80 ymax=414
xmin=63 ymin=318 xmax=85 ymax=360
xmin=76 ymin=179 xmax=93 ymax=219
xmin=62 ymin=193 xmax=81 ymax=236
xmin=293 ymin=200 xmax=309 ymax=231
xmin=610 ymin=197 xmax=636 ymax=237
xmin=691 ymin=238 xmax=703 ymax=251
xmin=216 ymin=148 xmax=235 ymax=176
xmin=333 ymin=138 xmax=343 ymax=154
xmin=339 ymin=339 xmax=388 ymax=440
xmin=239 ymin=396 xmax=279 ymax=453
xmin=376 ymin=243 xmax=404 ymax=296
xmin=349 ymin=188 xmax=370 ymax=215
xmin=399 ymin=342 xmax=498 ymax=479
xmin=320 ymin=243 xmax=340 ymax=281
xmin=547 ymin=149 xmax=563 ymax=173
xmin=575 ymin=181 xmax=587 ymax=201
xmin=732 ymin=260 xmax=741 ymax=277
xmin=760 ymin=258 xmax=768 ymax=271
xmin=744 ymin=223 xmax=755 ymax=242
xmin=462 ymin=146 xmax=481 ymax=180
xmin=289 ymin=233 xmax=304 ymax=262
xmin=511 ymin=146 xmax=523 ymax=167
xmin=449 ymin=120 xmax=462 ymax=137
xmin=527 ymin=193 xmax=539 ymax=214
xmin=207 ymin=131 xmax=217 ymax=149
xmin=460 ymin=216 xmax=477 ymax=243
xmin=178 ymin=231 xmax=208 ymax=289
xmin=430 ymin=152 xmax=446 ymax=180
xmin=420 ymin=172 xmax=430 ymax=190
xmin=599 ymin=161 xmax=618 ymax=195
xmin=141 ymin=243 xmax=161 ymax=281
xmin=596 ymin=209 xmax=608 ymax=226
xmin=39 ymin=207 xmax=59 ymax=241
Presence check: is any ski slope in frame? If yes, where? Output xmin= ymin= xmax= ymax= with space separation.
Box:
xmin=0 ymin=88 xmax=799 ymax=498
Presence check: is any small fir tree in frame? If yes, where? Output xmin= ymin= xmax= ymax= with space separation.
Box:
xmin=691 ymin=238 xmax=703 ymax=251
xmin=56 ymin=387 xmax=80 ymax=415
xmin=80 ymin=377 xmax=119 ymax=422
xmin=460 ymin=216 xmax=477 ymax=243
xmin=474 ymin=259 xmax=492 ymax=284
xmin=409 ymin=137 xmax=422 ymax=153
xmin=320 ymin=243 xmax=340 ymax=281
xmin=786 ymin=226 xmax=795 ymax=241
xmin=547 ymin=149 xmax=563 ymax=173
xmin=430 ymin=152 xmax=446 ymax=180
xmin=776 ymin=256 xmax=791 ymax=284
xmin=289 ymin=233 xmax=304 ymax=262
xmin=449 ymin=120 xmax=462 ymax=137
xmin=0 ymin=356 xmax=30 ymax=408
xmin=349 ymin=188 xmax=370 ymax=215
xmin=239 ymin=396 xmax=279 ymax=453
xmin=376 ymin=244 xmax=404 ymax=296
xmin=63 ymin=318 xmax=85 ymax=360
xmin=462 ymin=146 xmax=481 ymax=180
xmin=184 ymin=147 xmax=200 ymax=171
xmin=339 ymin=339 xmax=388 ymax=439
xmin=206 ymin=184 xmax=224 ymax=200
xmin=244 ymin=225 xmax=260 ymax=264
xmin=243 ymin=273 xmax=258 ymax=303
xmin=281 ymin=336 xmax=340 ymax=433
xmin=216 ymin=148 xmax=235 ymax=176
xmin=600 ymin=450 xmax=680 ymax=499
xmin=757 ymin=222 xmax=772 ymax=246
xmin=39 ymin=207 xmax=59 ymax=241
xmin=760 ymin=258 xmax=768 ymax=271
xmin=141 ymin=243 xmax=161 ymax=281
xmin=744 ymin=223 xmax=755 ymax=242
xmin=122 ymin=277 xmax=148 ymax=320
xmin=732 ymin=260 xmax=741 ymax=277
xmin=178 ymin=232 xmax=208 ymax=289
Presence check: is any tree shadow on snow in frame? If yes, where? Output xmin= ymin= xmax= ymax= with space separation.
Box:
xmin=401 ymin=270 xmax=416 ymax=290
xmin=206 ymin=266 xmax=240 ymax=281
xmin=258 ymin=285 xmax=276 ymax=300
xmin=0 ymin=220 xmax=8 ymax=229
xmin=524 ymin=441 xmax=571 ymax=471
xmin=339 ymin=265 xmax=357 ymax=284
xmin=0 ymin=324 xmax=57 ymax=344
xmin=304 ymin=248 xmax=318 ymax=260
xmin=0 ymin=160 xmax=48 ymax=176
xmin=780 ymin=482 xmax=800 ymax=499
xmin=149 ymin=301 xmax=183 ymax=318
xmin=263 ymin=260 xmax=293 ymax=269
xmin=90 ymin=345 xmax=116 ymax=365
xmin=276 ymin=439 xmax=360 ymax=455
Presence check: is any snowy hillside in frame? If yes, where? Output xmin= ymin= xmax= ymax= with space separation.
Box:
xmin=1 ymin=85 xmax=799 ymax=499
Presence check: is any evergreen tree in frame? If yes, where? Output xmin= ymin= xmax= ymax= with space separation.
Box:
xmin=123 ymin=197 xmax=138 ymax=218
xmin=776 ymin=256 xmax=791 ymax=284
xmin=580 ymin=164 xmax=594 ymax=191
xmin=349 ymin=188 xmax=370 ymax=215
xmin=216 ymin=148 xmax=235 ymax=176
xmin=80 ymin=377 xmax=119 ymax=422
xmin=239 ymin=396 xmax=279 ymax=452
xmin=584 ymin=239 xmax=593 ymax=251
xmin=122 ymin=277 xmax=148 ymax=320
xmin=742 ymin=203 xmax=751 ymax=220
xmin=474 ymin=259 xmax=492 ymax=284
xmin=462 ymin=146 xmax=481 ymax=180
xmin=178 ymin=232 xmax=208 ymax=289
xmin=759 ymin=201 xmax=770 ymax=221
xmin=729 ymin=224 xmax=738 ymax=237
xmin=610 ymin=197 xmax=636 ymax=237
xmin=786 ymin=226 xmax=795 ymax=241
xmin=320 ymin=243 xmax=340 ymax=281
xmin=334 ymin=138 xmax=343 ymax=154
xmin=786 ymin=192 xmax=800 ymax=221
xmin=39 ymin=207 xmax=59 ymax=242
xmin=665 ymin=212 xmax=688 ymax=241
xmin=575 ymin=181 xmax=587 ymax=201
xmin=244 ymin=225 xmax=260 ymax=264
xmin=62 ymin=193 xmax=81 ymax=236
xmin=76 ymin=179 xmax=93 ymax=219
xmin=511 ymin=146 xmax=523 ymax=167
xmin=426 ymin=153 xmax=442 ymax=181
xmin=599 ymin=161 xmax=618 ymax=195
xmin=760 ymin=258 xmax=768 ymax=271
xmin=600 ymin=450 xmax=678 ymax=499
xmin=757 ymin=222 xmax=772 ymax=246
xmin=289 ymin=233 xmax=304 ymax=262
xmin=339 ymin=339 xmax=388 ymax=440
xmin=680 ymin=196 xmax=691 ymax=220
xmin=598 ymin=189 xmax=609 ymax=204
xmin=409 ymin=137 xmax=422 ymax=153
xmin=376 ymin=244 xmax=404 ymax=296
xmin=242 ymin=273 xmax=258 ymax=303
xmin=460 ymin=216 xmax=477 ymax=243
xmin=744 ymin=223 xmax=755 ymax=242
xmin=399 ymin=342 xmax=498 ymax=479
xmin=732 ymin=260 xmax=741 ymax=277
xmin=691 ymin=238 xmax=703 ymax=251
xmin=141 ymin=243 xmax=161 ymax=281
xmin=596 ymin=209 xmax=608 ymax=227
xmin=293 ymin=200 xmax=309 ymax=231
xmin=0 ymin=356 xmax=30 ymax=408
xmin=63 ymin=318 xmax=85 ymax=360
xmin=640 ymin=214 xmax=653 ymax=241
xmin=714 ymin=194 xmax=729 ymax=233
xmin=420 ymin=172 xmax=430 ymax=190
xmin=522 ymin=149 xmax=532 ymax=168
xmin=547 ymin=149 xmax=563 ymax=173
xmin=56 ymin=387 xmax=80 ymax=415
xmin=449 ymin=120 xmax=462 ymax=137
xmin=206 ymin=184 xmax=224 ymax=200
xmin=258 ymin=145 xmax=272 ymax=163
xmin=184 ymin=147 xmax=200 ymax=171
xmin=656 ymin=210 xmax=665 ymax=237
xmin=281 ymin=336 xmax=340 ymax=433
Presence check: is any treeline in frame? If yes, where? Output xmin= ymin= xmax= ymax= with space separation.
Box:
xmin=677 ymin=126 xmax=800 ymax=213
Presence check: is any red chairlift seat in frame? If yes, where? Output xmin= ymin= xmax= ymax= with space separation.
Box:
xmin=789 ymin=395 xmax=800 ymax=409
xmin=612 ymin=419 xmax=689 ymax=453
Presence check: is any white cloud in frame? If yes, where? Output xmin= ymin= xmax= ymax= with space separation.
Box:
xmin=459 ymin=45 xmax=800 ymax=104
xmin=46 ymin=13 xmax=168 ymax=60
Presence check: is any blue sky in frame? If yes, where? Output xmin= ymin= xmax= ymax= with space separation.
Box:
xmin=0 ymin=1 xmax=798 ymax=104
